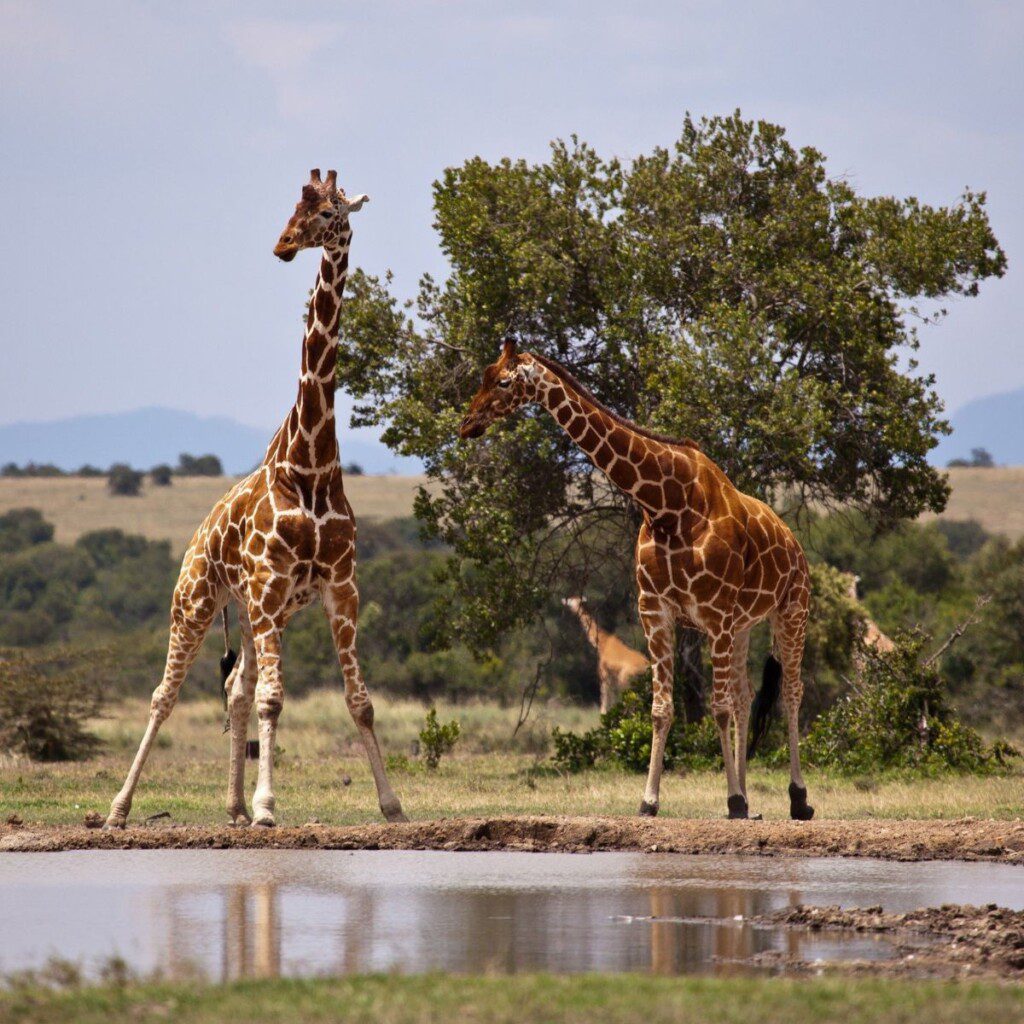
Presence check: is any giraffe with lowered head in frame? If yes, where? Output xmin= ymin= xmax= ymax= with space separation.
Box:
xmin=105 ymin=169 xmax=407 ymax=829
xmin=562 ymin=597 xmax=650 ymax=713
xmin=461 ymin=341 xmax=814 ymax=820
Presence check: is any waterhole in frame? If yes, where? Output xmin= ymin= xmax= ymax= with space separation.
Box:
xmin=1 ymin=851 xmax=1022 ymax=979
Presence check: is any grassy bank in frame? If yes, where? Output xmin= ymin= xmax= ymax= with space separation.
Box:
xmin=1 ymin=693 xmax=1021 ymax=826
xmin=2 ymin=974 xmax=1022 ymax=1024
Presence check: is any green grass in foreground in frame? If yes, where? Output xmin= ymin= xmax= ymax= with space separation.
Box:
xmin=2 ymin=693 xmax=1022 ymax=825
xmin=2 ymin=974 xmax=1022 ymax=1024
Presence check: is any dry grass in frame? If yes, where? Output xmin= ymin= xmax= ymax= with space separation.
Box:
xmin=0 ymin=475 xmax=430 ymax=552
xmin=1 ymin=692 xmax=1020 ymax=827
xmin=918 ymin=466 xmax=1024 ymax=540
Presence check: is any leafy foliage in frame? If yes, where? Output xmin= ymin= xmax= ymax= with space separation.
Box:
xmin=803 ymin=632 xmax=1016 ymax=775
xmin=0 ymin=646 xmax=106 ymax=760
xmin=552 ymin=672 xmax=721 ymax=774
xmin=419 ymin=707 xmax=461 ymax=769
xmin=337 ymin=112 xmax=1004 ymax=660
xmin=0 ymin=508 xmax=54 ymax=554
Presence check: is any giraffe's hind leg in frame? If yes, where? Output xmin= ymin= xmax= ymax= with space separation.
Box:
xmin=729 ymin=627 xmax=753 ymax=804
xmin=105 ymin=595 xmax=220 ymax=829
xmin=773 ymin=602 xmax=814 ymax=821
xmin=637 ymin=599 xmax=675 ymax=817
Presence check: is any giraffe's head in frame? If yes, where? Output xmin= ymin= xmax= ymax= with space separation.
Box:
xmin=459 ymin=339 xmax=534 ymax=439
xmin=562 ymin=596 xmax=585 ymax=615
xmin=273 ymin=168 xmax=369 ymax=262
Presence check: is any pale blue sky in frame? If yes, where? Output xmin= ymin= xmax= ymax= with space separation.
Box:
xmin=1 ymin=1 xmax=1021 ymax=446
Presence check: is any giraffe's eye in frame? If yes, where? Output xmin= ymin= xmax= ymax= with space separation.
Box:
xmin=498 ymin=377 xmax=512 ymax=389
xmin=320 ymin=210 xmax=333 ymax=219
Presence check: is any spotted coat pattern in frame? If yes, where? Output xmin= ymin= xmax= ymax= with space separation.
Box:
xmin=105 ymin=170 xmax=405 ymax=829
xmin=461 ymin=342 xmax=812 ymax=818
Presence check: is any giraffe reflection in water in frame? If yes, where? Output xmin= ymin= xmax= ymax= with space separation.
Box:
xmin=150 ymin=874 xmax=827 ymax=980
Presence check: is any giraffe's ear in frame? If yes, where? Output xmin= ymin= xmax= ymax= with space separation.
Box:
xmin=345 ymin=193 xmax=370 ymax=213
xmin=501 ymin=338 xmax=518 ymax=361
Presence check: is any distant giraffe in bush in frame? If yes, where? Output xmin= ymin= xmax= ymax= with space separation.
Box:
xmin=844 ymin=573 xmax=894 ymax=677
xmin=562 ymin=597 xmax=649 ymax=713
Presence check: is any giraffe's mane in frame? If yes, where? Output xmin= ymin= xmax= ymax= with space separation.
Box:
xmin=528 ymin=352 xmax=700 ymax=452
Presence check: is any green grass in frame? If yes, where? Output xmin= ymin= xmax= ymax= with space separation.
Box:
xmin=1 ymin=693 xmax=1022 ymax=826
xmin=1 ymin=974 xmax=1022 ymax=1024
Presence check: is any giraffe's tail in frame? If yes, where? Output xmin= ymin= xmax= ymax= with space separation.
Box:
xmin=747 ymin=654 xmax=782 ymax=759
xmin=219 ymin=606 xmax=238 ymax=718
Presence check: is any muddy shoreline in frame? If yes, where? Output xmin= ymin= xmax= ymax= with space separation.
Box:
xmin=2 ymin=815 xmax=1023 ymax=861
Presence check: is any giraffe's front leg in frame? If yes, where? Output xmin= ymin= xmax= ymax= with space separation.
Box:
xmin=708 ymin=629 xmax=747 ymax=819
xmin=637 ymin=601 xmax=675 ymax=817
xmin=322 ymin=581 xmax=407 ymax=823
xmin=225 ymin=610 xmax=256 ymax=825
xmin=250 ymin=625 xmax=285 ymax=828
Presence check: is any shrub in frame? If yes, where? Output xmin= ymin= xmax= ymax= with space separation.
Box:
xmin=552 ymin=673 xmax=721 ymax=774
xmin=76 ymin=464 xmax=105 ymax=478
xmin=0 ymin=508 xmax=54 ymax=553
xmin=0 ymin=647 xmax=106 ymax=760
xmin=803 ymin=631 xmax=1016 ymax=775
xmin=107 ymin=463 xmax=143 ymax=496
xmin=150 ymin=464 xmax=174 ymax=486
xmin=419 ymin=707 xmax=461 ymax=768
xmin=343 ymin=462 xmax=365 ymax=476
xmin=177 ymin=453 xmax=223 ymax=476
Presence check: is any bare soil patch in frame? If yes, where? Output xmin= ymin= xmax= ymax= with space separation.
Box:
xmin=2 ymin=815 xmax=1023 ymax=861
xmin=747 ymin=903 xmax=1024 ymax=979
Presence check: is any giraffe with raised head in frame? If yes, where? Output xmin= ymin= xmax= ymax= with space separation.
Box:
xmin=461 ymin=341 xmax=814 ymax=821
xmin=105 ymin=169 xmax=407 ymax=829
xmin=562 ymin=597 xmax=650 ymax=712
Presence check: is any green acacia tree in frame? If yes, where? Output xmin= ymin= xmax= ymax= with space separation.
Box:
xmin=337 ymin=113 xmax=1004 ymax=718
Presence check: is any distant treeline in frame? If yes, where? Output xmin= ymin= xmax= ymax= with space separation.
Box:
xmin=1 ymin=503 xmax=1023 ymax=735
xmin=1 ymin=453 xmax=365 ymax=485
xmin=1 ymin=452 xmax=225 ymax=480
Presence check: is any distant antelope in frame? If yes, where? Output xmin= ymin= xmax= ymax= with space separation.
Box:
xmin=562 ymin=597 xmax=650 ymax=713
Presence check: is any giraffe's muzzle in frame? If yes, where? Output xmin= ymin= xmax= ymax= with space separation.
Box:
xmin=273 ymin=242 xmax=299 ymax=262
xmin=459 ymin=417 xmax=486 ymax=439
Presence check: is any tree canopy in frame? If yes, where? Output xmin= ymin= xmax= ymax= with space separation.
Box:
xmin=338 ymin=112 xmax=1005 ymax=652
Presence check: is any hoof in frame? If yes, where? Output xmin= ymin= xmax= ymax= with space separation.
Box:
xmin=727 ymin=794 xmax=749 ymax=819
xmin=638 ymin=800 xmax=658 ymax=817
xmin=789 ymin=783 xmax=815 ymax=821
xmin=229 ymin=812 xmax=252 ymax=826
xmin=102 ymin=817 xmax=126 ymax=831
xmin=251 ymin=814 xmax=276 ymax=828
xmin=384 ymin=809 xmax=410 ymax=824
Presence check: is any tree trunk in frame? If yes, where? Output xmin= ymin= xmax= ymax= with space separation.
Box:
xmin=674 ymin=626 xmax=707 ymax=723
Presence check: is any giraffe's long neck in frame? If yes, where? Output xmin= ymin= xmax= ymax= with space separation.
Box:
xmin=530 ymin=363 xmax=698 ymax=522
xmin=569 ymin=603 xmax=609 ymax=653
xmin=277 ymin=236 xmax=351 ymax=475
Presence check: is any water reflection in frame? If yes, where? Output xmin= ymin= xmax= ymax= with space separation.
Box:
xmin=1 ymin=850 xmax=1020 ymax=981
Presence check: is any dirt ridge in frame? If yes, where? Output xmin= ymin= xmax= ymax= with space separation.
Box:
xmin=2 ymin=815 xmax=1024 ymax=860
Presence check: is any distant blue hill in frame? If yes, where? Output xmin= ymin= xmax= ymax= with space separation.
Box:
xmin=931 ymin=387 xmax=1024 ymax=467
xmin=0 ymin=407 xmax=421 ymax=475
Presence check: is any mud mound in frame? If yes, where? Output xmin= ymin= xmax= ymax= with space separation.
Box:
xmin=2 ymin=815 xmax=1024 ymax=861
xmin=757 ymin=902 xmax=1024 ymax=978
